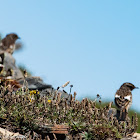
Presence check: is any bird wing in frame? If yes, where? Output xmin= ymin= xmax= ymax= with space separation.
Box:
xmin=0 ymin=38 xmax=9 ymax=50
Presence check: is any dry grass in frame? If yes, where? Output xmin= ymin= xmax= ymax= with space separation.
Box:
xmin=0 ymin=79 xmax=138 ymax=139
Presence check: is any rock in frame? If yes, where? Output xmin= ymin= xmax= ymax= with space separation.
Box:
xmin=39 ymin=88 xmax=69 ymax=99
xmin=11 ymin=134 xmax=26 ymax=139
xmin=0 ymin=127 xmax=26 ymax=139
xmin=2 ymin=52 xmax=24 ymax=80
xmin=18 ymin=76 xmax=52 ymax=90
xmin=121 ymin=137 xmax=137 ymax=140
xmin=133 ymin=133 xmax=140 ymax=140
xmin=0 ymin=52 xmax=53 ymax=92
xmin=108 ymin=108 xmax=117 ymax=117
xmin=0 ymin=51 xmax=69 ymax=98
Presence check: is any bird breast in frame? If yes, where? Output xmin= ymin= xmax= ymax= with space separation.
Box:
xmin=115 ymin=94 xmax=132 ymax=101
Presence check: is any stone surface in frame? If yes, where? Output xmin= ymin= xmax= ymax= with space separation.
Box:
xmin=120 ymin=133 xmax=140 ymax=140
xmin=121 ymin=138 xmax=137 ymax=140
xmin=108 ymin=108 xmax=117 ymax=117
xmin=3 ymin=52 xmax=24 ymax=80
xmin=1 ymin=51 xmax=69 ymax=98
xmin=18 ymin=76 xmax=52 ymax=90
xmin=133 ymin=133 xmax=140 ymax=140
xmin=0 ymin=127 xmax=26 ymax=139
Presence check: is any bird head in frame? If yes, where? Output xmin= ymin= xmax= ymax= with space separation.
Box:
xmin=6 ymin=33 xmax=20 ymax=41
xmin=120 ymin=82 xmax=138 ymax=91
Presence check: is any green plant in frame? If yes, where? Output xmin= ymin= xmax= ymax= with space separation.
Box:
xmin=0 ymin=82 xmax=138 ymax=139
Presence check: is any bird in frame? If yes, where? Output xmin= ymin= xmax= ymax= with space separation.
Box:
xmin=114 ymin=82 xmax=138 ymax=121
xmin=0 ymin=33 xmax=20 ymax=54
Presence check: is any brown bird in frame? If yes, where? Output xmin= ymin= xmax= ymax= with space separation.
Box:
xmin=114 ymin=82 xmax=138 ymax=121
xmin=0 ymin=33 xmax=20 ymax=54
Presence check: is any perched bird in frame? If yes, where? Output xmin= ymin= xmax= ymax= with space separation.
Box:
xmin=0 ymin=33 xmax=20 ymax=54
xmin=114 ymin=82 xmax=138 ymax=121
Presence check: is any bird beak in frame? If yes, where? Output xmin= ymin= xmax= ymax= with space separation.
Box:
xmin=18 ymin=37 xmax=21 ymax=39
xmin=135 ymin=87 xmax=139 ymax=89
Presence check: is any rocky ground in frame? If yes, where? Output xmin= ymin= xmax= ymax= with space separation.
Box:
xmin=0 ymin=52 xmax=139 ymax=140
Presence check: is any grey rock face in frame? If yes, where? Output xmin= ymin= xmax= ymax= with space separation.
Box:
xmin=1 ymin=52 xmax=53 ymax=92
xmin=3 ymin=52 xmax=24 ymax=80
xmin=1 ymin=51 xmax=69 ymax=98
xmin=18 ymin=77 xmax=52 ymax=90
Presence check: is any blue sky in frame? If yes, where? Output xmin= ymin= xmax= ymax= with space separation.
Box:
xmin=0 ymin=1 xmax=140 ymax=110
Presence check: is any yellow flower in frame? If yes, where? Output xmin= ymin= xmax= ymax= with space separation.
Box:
xmin=29 ymin=99 xmax=32 ymax=102
xmin=30 ymin=90 xmax=37 ymax=95
xmin=48 ymin=100 xmax=51 ymax=103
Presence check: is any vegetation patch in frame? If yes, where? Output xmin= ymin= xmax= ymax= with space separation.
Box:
xmin=0 ymin=80 xmax=138 ymax=139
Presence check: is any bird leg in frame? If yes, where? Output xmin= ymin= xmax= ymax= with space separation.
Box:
xmin=119 ymin=109 xmax=123 ymax=120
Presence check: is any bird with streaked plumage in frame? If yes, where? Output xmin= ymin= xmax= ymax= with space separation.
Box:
xmin=114 ymin=82 xmax=138 ymax=121
xmin=0 ymin=33 xmax=20 ymax=54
